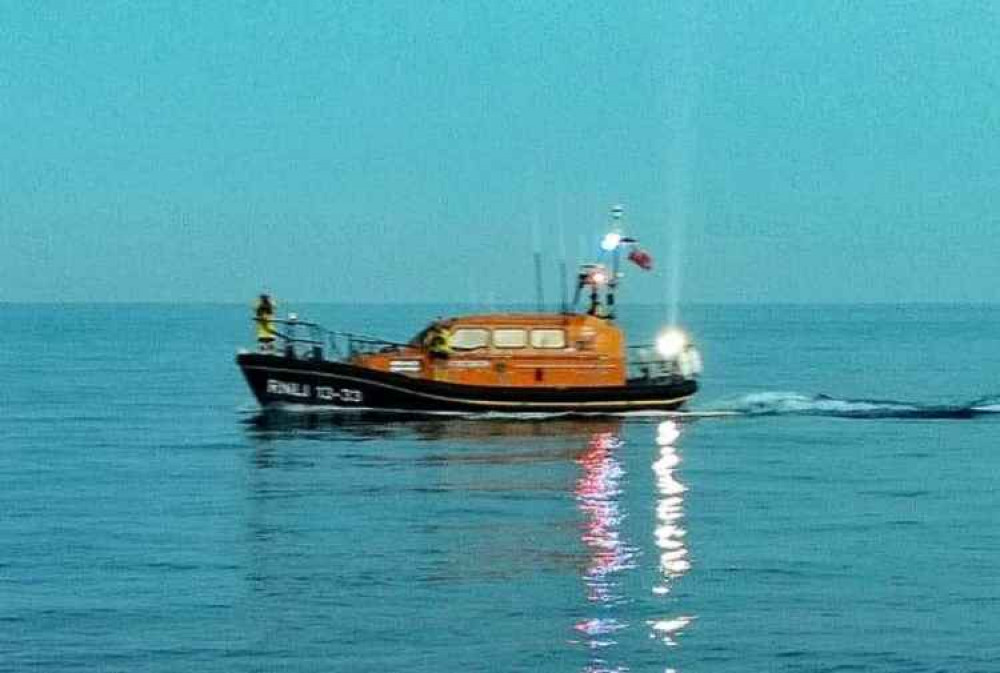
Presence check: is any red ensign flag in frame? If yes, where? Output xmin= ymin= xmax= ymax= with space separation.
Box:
xmin=627 ymin=247 xmax=653 ymax=270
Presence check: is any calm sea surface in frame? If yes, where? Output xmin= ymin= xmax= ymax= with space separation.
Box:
xmin=3 ymin=303 xmax=999 ymax=672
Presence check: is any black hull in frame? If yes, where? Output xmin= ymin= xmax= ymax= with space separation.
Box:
xmin=237 ymin=353 xmax=697 ymax=414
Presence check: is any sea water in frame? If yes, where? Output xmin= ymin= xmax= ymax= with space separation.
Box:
xmin=2 ymin=303 xmax=998 ymax=672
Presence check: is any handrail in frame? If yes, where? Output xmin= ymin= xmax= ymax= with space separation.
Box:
xmin=252 ymin=317 xmax=409 ymax=360
xmin=328 ymin=330 xmax=409 ymax=349
xmin=270 ymin=330 xmax=323 ymax=345
xmin=265 ymin=317 xmax=323 ymax=329
xmin=254 ymin=319 xmax=406 ymax=345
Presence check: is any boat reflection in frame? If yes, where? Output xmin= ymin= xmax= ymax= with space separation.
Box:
xmin=244 ymin=408 xmax=624 ymax=446
xmin=241 ymin=412 xmax=631 ymax=610
xmin=242 ymin=410 xmax=696 ymax=666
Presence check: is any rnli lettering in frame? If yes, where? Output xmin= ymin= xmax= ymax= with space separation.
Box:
xmin=266 ymin=379 xmax=311 ymax=398
xmin=316 ymin=386 xmax=364 ymax=403
xmin=266 ymin=379 xmax=363 ymax=403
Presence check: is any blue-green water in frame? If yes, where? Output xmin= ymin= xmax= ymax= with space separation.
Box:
xmin=3 ymin=304 xmax=999 ymax=671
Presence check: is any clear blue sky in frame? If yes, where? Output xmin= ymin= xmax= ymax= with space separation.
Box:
xmin=2 ymin=1 xmax=997 ymax=303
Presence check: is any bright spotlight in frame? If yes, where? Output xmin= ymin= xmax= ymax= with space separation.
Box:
xmin=656 ymin=329 xmax=688 ymax=359
xmin=600 ymin=232 xmax=622 ymax=251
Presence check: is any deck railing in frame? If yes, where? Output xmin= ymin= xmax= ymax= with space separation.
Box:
xmin=625 ymin=343 xmax=684 ymax=382
xmin=256 ymin=318 xmax=408 ymax=361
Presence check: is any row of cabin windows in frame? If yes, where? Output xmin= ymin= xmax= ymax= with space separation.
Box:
xmin=450 ymin=328 xmax=567 ymax=351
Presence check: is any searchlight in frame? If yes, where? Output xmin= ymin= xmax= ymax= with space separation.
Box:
xmin=655 ymin=329 xmax=688 ymax=359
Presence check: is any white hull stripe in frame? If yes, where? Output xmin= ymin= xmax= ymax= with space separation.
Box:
xmin=243 ymin=365 xmax=692 ymax=409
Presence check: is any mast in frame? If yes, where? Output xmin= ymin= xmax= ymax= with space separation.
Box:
xmin=570 ymin=205 xmax=644 ymax=319
xmin=606 ymin=204 xmax=624 ymax=319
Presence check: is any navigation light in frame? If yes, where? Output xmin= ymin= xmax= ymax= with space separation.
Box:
xmin=601 ymin=232 xmax=623 ymax=252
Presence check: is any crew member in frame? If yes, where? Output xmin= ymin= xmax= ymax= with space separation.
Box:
xmin=424 ymin=322 xmax=453 ymax=358
xmin=255 ymin=293 xmax=276 ymax=353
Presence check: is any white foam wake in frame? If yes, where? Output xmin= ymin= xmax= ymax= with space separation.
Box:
xmin=705 ymin=391 xmax=999 ymax=419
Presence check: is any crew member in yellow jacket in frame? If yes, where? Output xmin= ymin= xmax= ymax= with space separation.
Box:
xmin=254 ymin=293 xmax=276 ymax=352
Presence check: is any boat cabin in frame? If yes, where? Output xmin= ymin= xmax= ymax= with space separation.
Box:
xmin=350 ymin=313 xmax=626 ymax=388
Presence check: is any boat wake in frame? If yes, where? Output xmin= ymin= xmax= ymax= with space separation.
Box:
xmin=704 ymin=392 xmax=1000 ymax=420
xmin=240 ymin=393 xmax=1000 ymax=425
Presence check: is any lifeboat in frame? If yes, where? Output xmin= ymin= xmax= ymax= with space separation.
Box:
xmin=237 ymin=213 xmax=702 ymax=414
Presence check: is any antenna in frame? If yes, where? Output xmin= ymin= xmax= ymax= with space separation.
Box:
xmin=532 ymin=208 xmax=545 ymax=312
xmin=557 ymin=199 xmax=568 ymax=313
xmin=534 ymin=251 xmax=544 ymax=311
xmin=559 ymin=259 xmax=569 ymax=313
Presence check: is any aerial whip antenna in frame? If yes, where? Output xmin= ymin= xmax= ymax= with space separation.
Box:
xmin=532 ymin=209 xmax=544 ymax=311
xmin=558 ymin=200 xmax=568 ymax=312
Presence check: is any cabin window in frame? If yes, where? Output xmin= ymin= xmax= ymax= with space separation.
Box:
xmin=530 ymin=329 xmax=566 ymax=349
xmin=493 ymin=328 xmax=527 ymax=348
xmin=450 ymin=328 xmax=489 ymax=351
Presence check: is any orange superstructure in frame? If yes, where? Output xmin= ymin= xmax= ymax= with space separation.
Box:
xmin=350 ymin=313 xmax=627 ymax=388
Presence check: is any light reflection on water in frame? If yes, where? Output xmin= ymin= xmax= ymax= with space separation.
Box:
xmin=576 ymin=431 xmax=634 ymax=606
xmin=574 ymin=430 xmax=633 ymax=672
xmin=648 ymin=420 xmax=695 ymax=648
xmin=573 ymin=420 xmax=695 ymax=671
